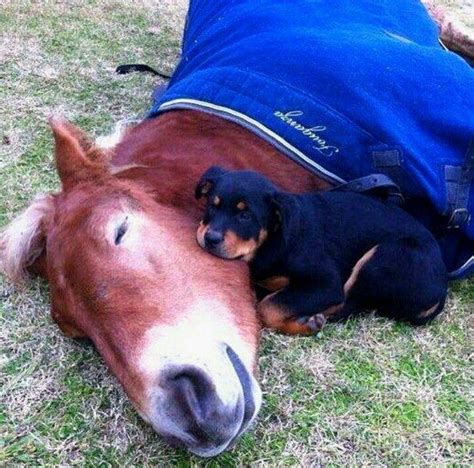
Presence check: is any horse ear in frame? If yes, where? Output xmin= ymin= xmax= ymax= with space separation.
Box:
xmin=49 ymin=118 xmax=108 ymax=190
xmin=195 ymin=166 xmax=228 ymax=199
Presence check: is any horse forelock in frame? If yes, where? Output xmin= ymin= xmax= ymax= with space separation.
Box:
xmin=0 ymin=194 xmax=55 ymax=283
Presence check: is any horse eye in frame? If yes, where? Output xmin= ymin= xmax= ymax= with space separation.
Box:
xmin=114 ymin=220 xmax=128 ymax=245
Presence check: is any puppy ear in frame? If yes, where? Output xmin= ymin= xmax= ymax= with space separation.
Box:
xmin=195 ymin=166 xmax=228 ymax=199
xmin=264 ymin=191 xmax=282 ymax=232
xmin=269 ymin=193 xmax=295 ymax=248
xmin=270 ymin=197 xmax=283 ymax=231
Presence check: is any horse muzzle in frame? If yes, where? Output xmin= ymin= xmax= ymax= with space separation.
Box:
xmin=148 ymin=345 xmax=261 ymax=457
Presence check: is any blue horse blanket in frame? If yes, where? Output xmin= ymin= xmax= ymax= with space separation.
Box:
xmin=150 ymin=0 xmax=474 ymax=279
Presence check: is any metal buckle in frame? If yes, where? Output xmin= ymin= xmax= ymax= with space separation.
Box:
xmin=447 ymin=208 xmax=471 ymax=229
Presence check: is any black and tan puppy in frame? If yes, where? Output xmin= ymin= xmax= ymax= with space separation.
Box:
xmin=195 ymin=166 xmax=448 ymax=335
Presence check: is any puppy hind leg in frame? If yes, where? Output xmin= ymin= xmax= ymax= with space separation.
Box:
xmin=409 ymin=301 xmax=444 ymax=325
xmin=347 ymin=239 xmax=447 ymax=325
xmin=326 ymin=246 xmax=381 ymax=322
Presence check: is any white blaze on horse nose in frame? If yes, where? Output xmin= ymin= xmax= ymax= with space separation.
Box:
xmin=136 ymin=298 xmax=261 ymax=455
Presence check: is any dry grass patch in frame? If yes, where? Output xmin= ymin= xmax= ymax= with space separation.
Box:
xmin=1 ymin=0 xmax=473 ymax=465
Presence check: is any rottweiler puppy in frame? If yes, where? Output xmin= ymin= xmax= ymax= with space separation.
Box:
xmin=195 ymin=166 xmax=448 ymax=335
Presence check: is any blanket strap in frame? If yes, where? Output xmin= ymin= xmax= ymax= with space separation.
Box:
xmin=331 ymin=173 xmax=404 ymax=205
xmin=446 ymin=138 xmax=474 ymax=229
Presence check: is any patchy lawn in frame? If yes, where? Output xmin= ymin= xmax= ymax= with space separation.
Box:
xmin=1 ymin=1 xmax=472 ymax=465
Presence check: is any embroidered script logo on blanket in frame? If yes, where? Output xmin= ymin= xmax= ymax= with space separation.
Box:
xmin=274 ymin=110 xmax=340 ymax=157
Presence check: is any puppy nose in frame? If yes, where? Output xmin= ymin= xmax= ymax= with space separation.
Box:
xmin=205 ymin=230 xmax=223 ymax=248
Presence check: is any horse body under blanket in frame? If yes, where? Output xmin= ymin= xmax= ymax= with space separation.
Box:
xmin=151 ymin=0 xmax=474 ymax=278
xmin=0 ymin=0 xmax=473 ymax=458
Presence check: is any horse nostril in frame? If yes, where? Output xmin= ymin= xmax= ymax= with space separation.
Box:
xmin=204 ymin=230 xmax=224 ymax=248
xmin=167 ymin=366 xmax=215 ymax=423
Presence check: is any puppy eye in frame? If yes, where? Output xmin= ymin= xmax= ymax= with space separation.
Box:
xmin=114 ymin=219 xmax=128 ymax=245
xmin=239 ymin=211 xmax=251 ymax=221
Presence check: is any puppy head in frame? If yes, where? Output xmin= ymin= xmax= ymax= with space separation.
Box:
xmin=195 ymin=166 xmax=280 ymax=261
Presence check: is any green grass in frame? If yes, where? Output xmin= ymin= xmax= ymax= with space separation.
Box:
xmin=1 ymin=0 xmax=473 ymax=465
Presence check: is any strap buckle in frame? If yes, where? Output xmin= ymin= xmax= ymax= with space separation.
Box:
xmin=447 ymin=208 xmax=471 ymax=229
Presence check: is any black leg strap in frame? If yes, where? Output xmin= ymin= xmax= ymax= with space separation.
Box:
xmin=115 ymin=63 xmax=171 ymax=80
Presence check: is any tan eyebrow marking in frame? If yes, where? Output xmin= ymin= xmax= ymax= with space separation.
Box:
xmin=237 ymin=201 xmax=246 ymax=210
xmin=213 ymin=196 xmax=220 ymax=206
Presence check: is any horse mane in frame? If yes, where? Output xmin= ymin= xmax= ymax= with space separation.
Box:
xmin=0 ymin=194 xmax=54 ymax=283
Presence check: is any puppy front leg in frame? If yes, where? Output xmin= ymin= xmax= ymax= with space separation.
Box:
xmin=258 ymin=285 xmax=343 ymax=335
xmin=258 ymin=291 xmax=326 ymax=335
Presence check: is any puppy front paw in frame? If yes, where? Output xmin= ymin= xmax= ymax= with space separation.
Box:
xmin=296 ymin=313 xmax=326 ymax=334
xmin=258 ymin=295 xmax=325 ymax=336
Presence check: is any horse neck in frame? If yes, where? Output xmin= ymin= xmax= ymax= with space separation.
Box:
xmin=112 ymin=110 xmax=329 ymax=215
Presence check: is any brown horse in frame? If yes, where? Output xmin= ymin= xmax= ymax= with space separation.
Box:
xmin=0 ymin=111 xmax=327 ymax=456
